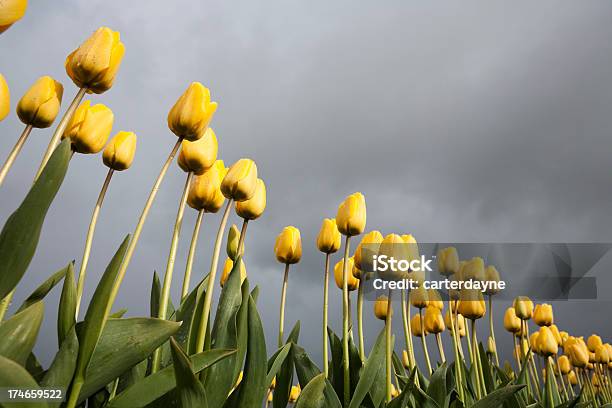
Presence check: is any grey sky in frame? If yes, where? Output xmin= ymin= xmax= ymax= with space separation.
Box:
xmin=1 ymin=0 xmax=611 ymax=368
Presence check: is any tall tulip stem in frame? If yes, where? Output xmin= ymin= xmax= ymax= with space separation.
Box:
xmin=237 ymin=219 xmax=249 ymax=257
xmin=323 ymin=253 xmax=330 ymax=377
xmin=488 ymin=295 xmax=500 ymax=366
xmin=34 ymin=87 xmax=87 ymax=182
xmin=181 ymin=210 xmax=204 ymax=300
xmin=471 ymin=319 xmax=483 ymax=399
xmin=107 ymin=138 xmax=183 ymax=316
xmin=278 ymin=263 xmax=290 ymax=348
xmin=419 ymin=308 xmax=433 ymax=375
xmin=341 ymin=235 xmax=352 ymax=407
xmin=385 ymin=289 xmax=393 ymax=403
xmin=152 ymin=171 xmax=194 ymax=373
xmin=448 ymin=302 xmax=464 ymax=401
xmin=195 ymin=199 xmax=233 ymax=354
xmin=357 ymin=276 xmax=365 ymax=364
xmin=400 ymin=290 xmax=413 ymax=369
xmin=435 ymin=333 xmax=446 ymax=363
xmin=0 ymin=125 xmax=33 ymax=187
xmin=75 ymin=168 xmax=114 ymax=318
xmin=545 ymin=357 xmax=554 ymax=408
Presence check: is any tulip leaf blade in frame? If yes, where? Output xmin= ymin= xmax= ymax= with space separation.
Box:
xmin=57 ymin=262 xmax=76 ymax=345
xmin=294 ymin=373 xmax=341 ymax=408
xmin=0 ymin=301 xmax=44 ymax=365
xmin=273 ymin=321 xmax=300 ymax=408
xmin=170 ymin=337 xmax=209 ymax=408
xmin=0 ymin=139 xmax=72 ymax=299
xmin=266 ymin=343 xmax=291 ymax=388
xmin=41 ymin=326 xmax=79 ymax=408
xmin=471 ymin=384 xmax=525 ymax=408
xmin=0 ymin=355 xmax=49 ymax=408
xmin=16 ymin=263 xmax=71 ymax=313
xmin=348 ymin=328 xmax=386 ymax=408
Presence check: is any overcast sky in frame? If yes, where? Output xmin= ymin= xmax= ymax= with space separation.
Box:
xmin=1 ymin=0 xmax=612 ymax=369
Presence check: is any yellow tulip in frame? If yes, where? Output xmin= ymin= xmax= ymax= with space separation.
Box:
xmin=549 ymin=324 xmax=562 ymax=346
xmin=503 ymin=307 xmax=521 ymax=334
xmin=537 ymin=327 xmax=559 ymax=356
xmin=288 ymin=385 xmax=301 ymax=403
xmin=513 ymin=296 xmax=534 ymax=320
xmin=558 ymin=355 xmax=571 ymax=375
xmin=568 ymin=370 xmax=577 ymax=385
xmin=427 ymin=289 xmax=443 ymax=310
xmin=410 ymin=286 xmax=429 ymax=309
xmin=530 ymin=332 xmax=540 ymax=355
xmin=220 ymin=258 xmax=246 ymax=287
xmin=334 ymin=257 xmax=359 ymax=291
xmin=316 ymin=218 xmax=342 ymax=254
xmin=595 ymin=344 xmax=610 ymax=364
xmin=167 ymin=82 xmax=218 ymax=141
xmin=377 ymin=233 xmax=408 ymax=280
xmin=445 ymin=309 xmax=466 ymax=337
xmin=488 ymin=336 xmax=497 ymax=355
xmin=65 ymin=27 xmax=125 ymax=94
xmin=401 ymin=234 xmax=421 ymax=267
xmin=336 ymin=192 xmax=366 ymax=236
xmin=0 ymin=0 xmax=27 ymax=34
xmin=460 ymin=257 xmax=485 ymax=281
xmin=177 ymin=128 xmax=218 ymax=174
xmin=568 ymin=343 xmax=589 ymax=368
xmin=235 ymin=178 xmax=266 ymax=220
xmin=102 ymin=131 xmax=137 ymax=171
xmin=410 ymin=314 xmax=426 ymax=337
xmin=374 ymin=295 xmax=392 ymax=320
xmin=226 ymin=224 xmax=240 ymax=261
xmin=424 ymin=305 xmax=445 ymax=334
xmin=187 ymin=160 xmax=227 ymax=213
xmin=483 ymin=265 xmax=501 ymax=295
xmin=559 ymin=331 xmax=569 ymax=347
xmin=391 ymin=383 xmax=399 ymax=399
xmin=353 ymin=230 xmax=383 ymax=270
xmin=587 ymin=334 xmax=603 ymax=353
xmin=0 ymin=74 xmax=9 ymax=121
xmin=533 ymin=303 xmax=553 ymax=327
xmin=62 ymin=100 xmax=113 ymax=154
xmin=274 ymin=226 xmax=302 ymax=264
xmin=221 ymin=158 xmax=258 ymax=201
xmin=457 ymin=289 xmax=486 ymax=320
xmin=437 ymin=247 xmax=460 ymax=276
xmin=16 ymin=76 xmax=63 ymax=128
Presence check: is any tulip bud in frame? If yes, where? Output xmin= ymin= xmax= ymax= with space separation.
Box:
xmin=221 ymin=158 xmax=258 ymax=201
xmin=0 ymin=74 xmax=9 ymax=121
xmin=177 ymin=128 xmax=218 ymax=174
xmin=103 ymin=131 xmax=137 ymax=171
xmin=595 ymin=345 xmax=609 ymax=364
xmin=568 ymin=343 xmax=589 ymax=368
xmin=558 ymin=355 xmax=571 ymax=375
xmin=336 ymin=192 xmax=366 ymax=236
xmin=65 ymin=27 xmax=125 ymax=94
xmin=457 ymin=289 xmax=486 ymax=320
xmin=374 ymin=295 xmax=392 ymax=320
xmin=568 ymin=370 xmax=577 ymax=385
xmin=503 ymin=307 xmax=522 ymax=334
xmin=530 ymin=332 xmax=540 ymax=355
xmin=187 ymin=160 xmax=227 ymax=213
xmin=484 ymin=265 xmax=501 ymax=295
xmin=537 ymin=327 xmax=558 ymax=356
xmin=460 ymin=257 xmax=485 ymax=281
xmin=587 ymin=334 xmax=603 ymax=353
xmin=16 ymin=76 xmax=63 ymax=128
xmin=220 ymin=258 xmax=246 ymax=287
xmin=402 ymin=350 xmax=410 ymax=369
xmin=334 ymin=257 xmax=359 ymax=291
xmin=62 ymin=100 xmax=114 ymax=154
xmin=410 ymin=286 xmax=429 ymax=309
xmin=487 ymin=336 xmax=497 ymax=355
xmin=424 ymin=305 xmax=445 ymax=334
xmin=274 ymin=226 xmax=302 ymax=264
xmin=391 ymin=383 xmax=399 ymax=399
xmin=288 ymin=385 xmax=300 ymax=403
xmin=427 ymin=290 xmax=443 ymax=310
xmin=353 ymin=230 xmax=383 ymax=270
xmin=316 ymin=218 xmax=342 ymax=254
xmin=377 ymin=234 xmax=409 ymax=280
xmin=167 ymin=82 xmax=218 ymax=141
xmin=0 ymin=0 xmax=27 ymax=34
xmin=226 ymin=224 xmax=240 ymax=261
xmin=533 ymin=303 xmax=554 ymax=327
xmin=444 ymin=309 xmax=466 ymax=337
xmin=437 ymin=247 xmax=460 ymax=276
xmin=410 ymin=314 xmax=426 ymax=337
xmin=513 ymin=296 xmax=534 ymax=320
xmin=235 ymin=179 xmax=266 ymax=220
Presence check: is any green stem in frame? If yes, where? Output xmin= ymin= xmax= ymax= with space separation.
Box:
xmin=75 ymin=168 xmax=114 ymax=318
xmin=448 ymin=304 xmax=464 ymax=402
xmin=341 ymin=235 xmax=352 ymax=407
xmin=152 ymin=171 xmax=193 ymax=373
xmin=237 ymin=219 xmax=248 ymax=257
xmin=107 ymin=138 xmax=183 ymax=315
xmin=357 ymin=275 xmax=365 ymax=364
xmin=400 ymin=290 xmax=413 ymax=369
xmin=34 ymin=87 xmax=86 ymax=182
xmin=488 ymin=295 xmax=500 ymax=367
xmin=420 ymin=308 xmax=433 ymax=375
xmin=65 ymin=377 xmax=84 ymax=408
xmin=385 ymin=289 xmax=393 ymax=403
xmin=323 ymin=253 xmax=330 ymax=377
xmin=195 ymin=199 xmax=233 ymax=354
xmin=436 ymin=333 xmax=446 ymax=363
xmin=0 ymin=125 xmax=33 ymax=187
xmin=471 ymin=319 xmax=484 ymax=399
xmin=278 ymin=263 xmax=290 ymax=348
xmin=545 ymin=357 xmax=554 ymax=408
xmin=181 ymin=209 xmax=204 ymax=300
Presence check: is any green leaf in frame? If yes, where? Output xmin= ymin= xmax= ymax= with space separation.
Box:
xmin=273 ymin=321 xmax=300 ymax=408
xmin=109 ymin=308 xmax=128 ymax=319
xmin=292 ymin=343 xmax=341 ymax=408
xmin=150 ymin=271 xmax=161 ymax=318
xmin=266 ymin=343 xmax=291 ymax=388
xmin=26 ymin=352 xmax=44 ymax=381
xmin=170 ymin=337 xmax=208 ymax=408
xmin=478 ymin=342 xmax=494 ymax=394
xmin=73 ymin=235 xmax=129 ymax=389
xmin=427 ymin=362 xmax=448 ymax=408
xmin=57 ymin=262 xmax=76 ymax=346
xmin=295 ymin=373 xmax=342 ymax=408
xmin=41 ymin=327 xmax=79 ymax=408
xmin=108 ymin=349 xmax=235 ymax=408
xmin=78 ymin=318 xmax=181 ymax=403
xmin=0 ymin=139 xmax=72 ymax=299
xmin=231 ymin=296 xmax=267 ymax=408
xmin=348 ymin=328 xmax=386 ymax=408
xmin=472 ymin=384 xmax=525 ymax=408
xmin=16 ymin=263 xmax=70 ymax=313
xmin=184 ymin=276 xmax=210 ymax=355
xmin=250 ymin=285 xmax=259 ymax=303
xmin=0 ymin=301 xmax=44 ymax=365
xmin=232 ymin=276 xmax=250 ymax=382
xmin=0 ymin=355 xmax=49 ymax=408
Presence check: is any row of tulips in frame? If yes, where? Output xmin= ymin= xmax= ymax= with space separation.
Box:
xmin=1 ymin=7 xmax=611 ymax=408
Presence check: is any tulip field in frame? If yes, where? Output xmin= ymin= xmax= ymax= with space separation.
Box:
xmin=1 ymin=4 xmax=611 ymax=408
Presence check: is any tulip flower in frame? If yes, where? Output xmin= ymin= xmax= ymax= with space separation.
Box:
xmin=533 ymin=303 xmax=554 ymax=327
xmin=568 ymin=370 xmax=577 ymax=386
xmin=274 ymin=226 xmax=302 ymax=348
xmin=226 ymin=224 xmax=241 ymax=262
xmin=0 ymin=0 xmax=27 ymax=34
xmin=0 ymin=74 xmax=9 ymax=121
xmin=220 ymin=258 xmax=246 ymax=287
xmin=513 ymin=296 xmax=534 ymax=320
xmin=220 ymin=158 xmax=258 ymax=202
xmin=234 ymin=178 xmax=266 ymax=258
xmin=558 ymin=355 xmax=571 ymax=374
xmin=504 ymin=307 xmax=522 ymax=334
xmin=0 ymin=76 xmax=65 ymax=187
xmin=568 ymin=343 xmax=589 ymax=368
xmin=62 ymin=100 xmax=114 ymax=154
xmin=587 ymin=334 xmax=603 ymax=353
xmin=460 ymin=257 xmax=486 ymax=281
xmin=425 ymin=305 xmax=446 ymax=363
xmin=74 ymin=132 xmax=137 ymax=318
xmin=316 ymin=218 xmax=341 ymax=376
xmin=177 ymin=128 xmax=218 ymax=175
xmin=168 ymin=82 xmax=217 ymax=141
xmin=336 ymin=192 xmax=366 ymax=236
xmin=334 ymin=257 xmax=359 ymax=291
xmin=437 ymin=247 xmax=460 ymax=276
xmin=538 ymin=327 xmax=558 ymax=357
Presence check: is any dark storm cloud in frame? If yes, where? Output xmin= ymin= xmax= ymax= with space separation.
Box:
xmin=1 ymin=0 xmax=611 ymax=366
